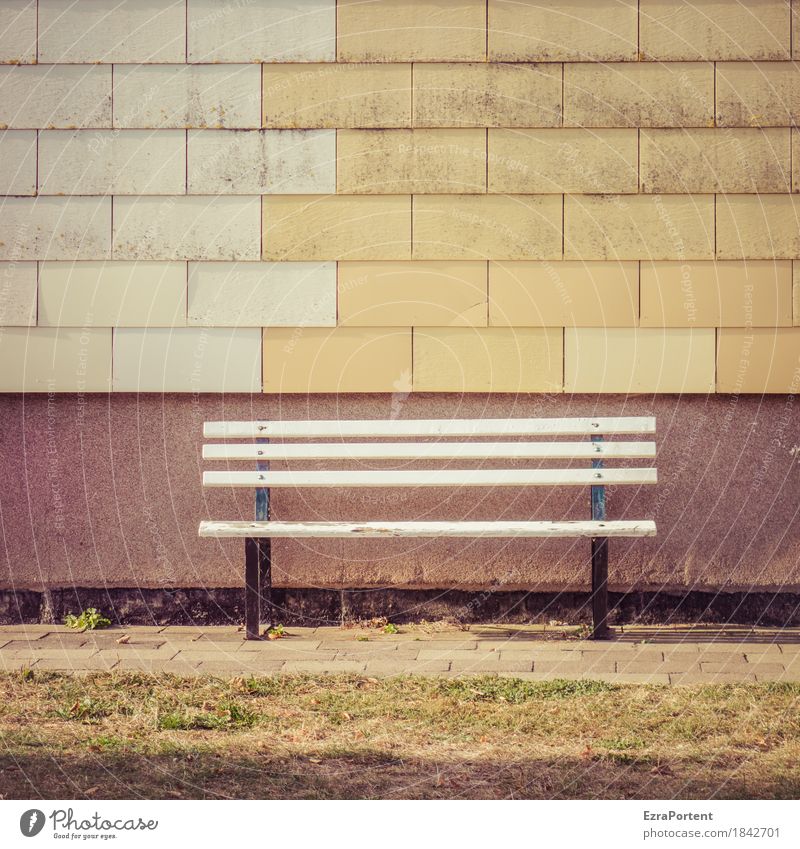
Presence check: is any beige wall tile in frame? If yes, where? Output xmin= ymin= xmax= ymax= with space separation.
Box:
xmin=337 ymin=0 xmax=486 ymax=62
xmin=264 ymin=64 xmax=411 ymax=129
xmin=0 ymin=327 xmax=112 ymax=392
xmin=188 ymin=261 xmax=336 ymax=327
xmin=413 ymin=195 xmax=563 ymax=260
xmin=641 ymin=260 xmax=793 ymax=327
xmin=489 ymin=260 xmax=638 ymax=326
xmin=564 ymin=62 xmax=714 ymax=128
xmin=565 ymin=327 xmax=716 ymax=393
xmin=639 ymin=0 xmax=791 ymax=61
xmin=0 ymin=261 xmax=36 ymax=325
xmin=39 ymin=261 xmax=186 ymax=327
xmin=716 ymin=194 xmax=800 ymax=260
xmin=263 ymin=195 xmax=411 ymax=261
xmin=489 ymin=0 xmax=637 ymax=61
xmin=489 ymin=129 xmax=638 ymax=194
xmin=792 ymin=129 xmax=800 ymax=192
xmin=0 ymin=0 xmax=36 ymax=64
xmin=113 ymin=196 xmax=261 ymax=261
xmin=795 ymin=1 xmax=800 ymax=59
xmin=640 ymin=128 xmax=791 ymax=193
xmin=0 ymin=129 xmax=36 ymax=194
xmin=337 ymin=129 xmax=486 ymax=194
xmin=413 ymin=63 xmax=561 ymax=128
xmin=716 ymin=62 xmax=800 ymax=127
xmin=263 ymin=327 xmax=412 ymax=393
xmin=113 ymin=327 xmax=262 ymax=392
xmin=565 ymin=195 xmax=714 ymax=260
xmin=38 ymin=130 xmax=186 ymax=195
xmin=338 ymin=261 xmax=487 ymax=326
xmin=717 ymin=328 xmax=800 ymax=393
xmin=0 ymin=197 xmax=111 ymax=260
xmin=0 ymin=65 xmax=112 ymax=129
xmin=795 ymin=262 xmax=800 ymax=325
xmin=413 ymin=327 xmax=563 ymax=392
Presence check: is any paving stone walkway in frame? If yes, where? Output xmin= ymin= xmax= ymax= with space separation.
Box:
xmin=1 ymin=623 xmax=798 ymax=684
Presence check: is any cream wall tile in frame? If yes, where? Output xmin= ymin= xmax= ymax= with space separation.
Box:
xmin=489 ymin=261 xmax=638 ymax=326
xmin=640 ymin=128 xmax=791 ymax=193
xmin=188 ymin=0 xmax=335 ymax=62
xmin=716 ymin=62 xmax=800 ymax=127
xmin=640 ymin=260 xmax=793 ymax=327
xmin=564 ymin=62 xmax=714 ymax=128
xmin=114 ymin=327 xmax=262 ymax=392
xmin=489 ymin=129 xmax=638 ymax=194
xmin=565 ymin=195 xmax=714 ymax=260
xmin=38 ymin=130 xmax=186 ymax=195
xmin=263 ymin=327 xmax=412 ymax=393
xmin=0 ymin=327 xmax=112 ymax=392
xmin=413 ymin=195 xmax=563 ymax=261
xmin=489 ymin=0 xmax=637 ymax=62
xmin=338 ymin=261 xmax=487 ymax=326
xmin=113 ymin=65 xmax=261 ymax=129
xmin=188 ymin=129 xmax=336 ymax=195
xmin=565 ymin=327 xmax=716 ymax=393
xmin=337 ymin=0 xmax=486 ymax=62
xmin=0 ymin=261 xmax=37 ymax=325
xmin=113 ymin=196 xmax=261 ymax=261
xmin=39 ymin=0 xmax=185 ymax=63
xmin=639 ymin=0 xmax=791 ymax=61
xmin=263 ymin=195 xmax=411 ymax=261
xmin=0 ymin=0 xmax=36 ymax=64
xmin=0 ymin=130 xmax=36 ymax=194
xmin=39 ymin=261 xmax=186 ymax=327
xmin=413 ymin=327 xmax=563 ymax=392
xmin=188 ymin=261 xmax=336 ymax=327
xmin=716 ymin=194 xmax=800 ymax=260
xmin=0 ymin=197 xmax=111 ymax=260
xmin=337 ymin=129 xmax=486 ymax=194
xmin=717 ymin=328 xmax=800 ymax=393
xmin=263 ymin=64 xmax=412 ymax=129
xmin=413 ymin=63 xmax=562 ymax=128
xmin=0 ymin=65 xmax=112 ymax=129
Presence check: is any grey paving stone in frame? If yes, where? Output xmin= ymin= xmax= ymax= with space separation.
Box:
xmin=281 ymin=660 xmax=367 ymax=674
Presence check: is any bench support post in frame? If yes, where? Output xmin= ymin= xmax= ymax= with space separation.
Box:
xmin=244 ymin=537 xmax=261 ymax=640
xmin=590 ymin=434 xmax=610 ymax=640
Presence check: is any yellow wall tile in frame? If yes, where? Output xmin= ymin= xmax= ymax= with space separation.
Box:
xmin=337 ymin=0 xmax=486 ymax=62
xmin=263 ymin=327 xmax=412 ymax=393
xmin=489 ymin=129 xmax=638 ymax=194
xmin=413 ymin=63 xmax=562 ymax=128
xmin=716 ymin=194 xmax=800 ymax=260
xmin=564 ymin=62 xmax=714 ymax=128
xmin=263 ymin=64 xmax=411 ymax=129
xmin=413 ymin=195 xmax=563 ymax=260
xmin=264 ymin=195 xmax=411 ymax=261
xmin=639 ymin=0 xmax=791 ymax=61
xmin=0 ymin=327 xmax=111 ymax=392
xmin=338 ymin=261 xmax=487 ymax=326
xmin=489 ymin=261 xmax=638 ymax=327
xmin=489 ymin=0 xmax=637 ymax=62
xmin=717 ymin=328 xmax=800 ymax=393
xmin=413 ymin=327 xmax=563 ymax=392
xmin=716 ymin=62 xmax=800 ymax=127
xmin=565 ymin=195 xmax=714 ymax=260
xmin=640 ymin=129 xmax=791 ymax=194
xmin=337 ymin=129 xmax=486 ymax=194
xmin=565 ymin=327 xmax=716 ymax=393
xmin=640 ymin=260 xmax=793 ymax=327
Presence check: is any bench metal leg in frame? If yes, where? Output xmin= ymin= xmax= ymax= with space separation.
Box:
xmin=245 ymin=537 xmax=261 ymax=640
xmin=259 ymin=537 xmax=272 ymax=631
xmin=590 ymin=536 xmax=610 ymax=640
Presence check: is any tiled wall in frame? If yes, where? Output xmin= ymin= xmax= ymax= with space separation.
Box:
xmin=1 ymin=0 xmax=800 ymax=393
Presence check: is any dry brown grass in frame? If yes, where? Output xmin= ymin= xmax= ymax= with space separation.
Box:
xmin=0 ymin=672 xmax=798 ymax=800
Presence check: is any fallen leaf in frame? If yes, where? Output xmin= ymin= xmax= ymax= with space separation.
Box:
xmin=116 ymin=635 xmax=130 ymax=644
xmin=84 ymin=786 xmax=100 ymax=797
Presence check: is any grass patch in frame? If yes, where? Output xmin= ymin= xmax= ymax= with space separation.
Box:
xmin=0 ymin=671 xmax=797 ymax=800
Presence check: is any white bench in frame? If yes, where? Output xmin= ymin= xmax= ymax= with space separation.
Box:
xmin=199 ymin=416 xmax=657 ymax=640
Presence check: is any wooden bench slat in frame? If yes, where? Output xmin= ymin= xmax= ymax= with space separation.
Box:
xmin=203 ymin=416 xmax=656 ymax=439
xmin=199 ymin=519 xmax=657 ymax=539
xmin=203 ymin=468 xmax=657 ymax=488
xmin=202 ymin=440 xmax=657 ymax=461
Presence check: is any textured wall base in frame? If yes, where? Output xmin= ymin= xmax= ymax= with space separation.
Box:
xmin=2 ymin=587 xmax=799 ymax=628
